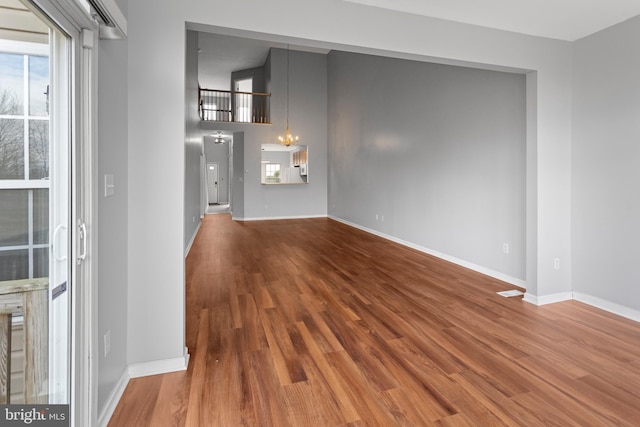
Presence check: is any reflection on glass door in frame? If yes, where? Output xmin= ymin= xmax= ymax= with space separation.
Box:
xmin=0 ymin=0 xmax=71 ymax=408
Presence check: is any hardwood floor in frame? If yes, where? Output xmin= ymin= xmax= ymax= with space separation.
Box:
xmin=108 ymin=214 xmax=640 ymax=426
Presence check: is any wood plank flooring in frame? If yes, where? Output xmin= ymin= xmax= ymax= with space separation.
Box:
xmin=108 ymin=214 xmax=640 ymax=426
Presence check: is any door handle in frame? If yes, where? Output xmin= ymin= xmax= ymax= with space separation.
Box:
xmin=77 ymin=220 xmax=87 ymax=265
xmin=53 ymin=224 xmax=68 ymax=262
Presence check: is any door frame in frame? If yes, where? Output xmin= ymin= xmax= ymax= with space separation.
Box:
xmin=206 ymin=162 xmax=219 ymax=204
xmin=30 ymin=1 xmax=98 ymax=425
xmin=233 ymin=77 xmax=252 ymax=122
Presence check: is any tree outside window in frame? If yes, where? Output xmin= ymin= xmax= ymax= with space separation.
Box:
xmin=0 ymin=50 xmax=50 ymax=281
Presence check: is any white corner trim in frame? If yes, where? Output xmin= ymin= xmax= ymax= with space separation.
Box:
xmin=240 ymin=214 xmax=328 ymax=221
xmin=184 ymin=346 xmax=191 ymax=368
xmin=328 ymin=215 xmax=526 ymax=288
xmin=522 ymin=292 xmax=538 ymax=305
xmin=573 ymin=292 xmax=640 ymax=323
xmin=523 ymin=291 xmax=573 ymax=306
xmin=128 ymin=349 xmax=190 ymax=379
xmin=185 ymin=220 xmax=202 ymax=258
xmin=97 ymin=368 xmax=130 ymax=427
xmin=98 ymin=348 xmax=190 ymax=426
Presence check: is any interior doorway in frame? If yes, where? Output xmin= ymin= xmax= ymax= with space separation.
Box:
xmin=234 ymin=77 xmax=252 ymax=122
xmin=203 ymin=131 xmax=232 ymax=215
xmin=206 ymin=162 xmax=219 ymax=204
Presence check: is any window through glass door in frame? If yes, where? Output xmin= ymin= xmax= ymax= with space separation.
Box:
xmin=0 ymin=0 xmax=72 ymax=409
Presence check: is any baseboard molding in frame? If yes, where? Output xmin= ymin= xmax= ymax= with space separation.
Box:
xmin=98 ymin=368 xmax=130 ymax=427
xmin=522 ymin=292 xmax=538 ymax=305
xmin=523 ymin=291 xmax=573 ymax=306
xmin=239 ymin=214 xmax=328 ymax=221
xmin=573 ymin=292 xmax=640 ymax=322
xmin=328 ymin=215 xmax=526 ymax=289
xmin=98 ymin=348 xmax=189 ymax=426
xmin=128 ymin=348 xmax=190 ymax=379
xmin=185 ymin=220 xmax=202 ymax=258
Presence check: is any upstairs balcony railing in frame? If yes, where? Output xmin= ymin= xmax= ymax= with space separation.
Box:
xmin=199 ymin=88 xmax=271 ymax=124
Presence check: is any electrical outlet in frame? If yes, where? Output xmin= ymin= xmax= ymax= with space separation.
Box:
xmin=381 ymin=215 xmax=384 ymax=222
xmin=503 ymin=243 xmax=509 ymax=254
xmin=375 ymin=214 xmax=379 ymax=221
xmin=104 ymin=330 xmax=111 ymax=358
xmin=554 ymin=258 xmax=560 ymax=270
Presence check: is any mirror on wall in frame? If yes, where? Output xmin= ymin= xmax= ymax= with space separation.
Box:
xmin=261 ymin=144 xmax=309 ymax=184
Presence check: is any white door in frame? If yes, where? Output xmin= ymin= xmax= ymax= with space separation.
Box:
xmin=234 ymin=78 xmax=252 ymax=122
xmin=207 ymin=162 xmax=219 ymax=204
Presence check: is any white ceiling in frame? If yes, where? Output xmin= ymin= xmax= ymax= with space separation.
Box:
xmin=198 ymin=32 xmax=276 ymax=89
xmin=344 ymin=0 xmax=640 ymax=41
xmin=197 ymin=32 xmax=328 ymax=90
xmin=197 ymin=0 xmax=640 ymax=99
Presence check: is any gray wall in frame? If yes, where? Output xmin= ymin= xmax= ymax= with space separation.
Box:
xmin=127 ymin=0 xmax=185 ymax=366
xmin=204 ymin=137 xmax=230 ymax=203
xmin=328 ymin=51 xmax=526 ymax=280
xmin=96 ymin=3 xmax=128 ymax=415
xmin=184 ymin=30 xmax=202 ymax=252
xmin=201 ymin=47 xmax=328 ymax=219
xmin=126 ymin=0 xmax=573 ymax=374
xmin=572 ymin=15 xmax=640 ymax=311
xmin=231 ymin=132 xmax=244 ymax=218
xmin=231 ymin=66 xmax=265 ymax=92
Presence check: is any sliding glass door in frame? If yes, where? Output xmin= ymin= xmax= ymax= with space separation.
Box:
xmin=0 ymin=0 xmax=82 ymax=420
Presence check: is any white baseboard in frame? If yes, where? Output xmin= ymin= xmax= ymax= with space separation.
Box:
xmin=98 ymin=348 xmax=189 ymax=426
xmin=185 ymin=220 xmax=202 ymax=258
xmin=573 ymin=292 xmax=640 ymax=322
xmin=128 ymin=348 xmax=190 ymax=379
xmin=523 ymin=291 xmax=573 ymax=306
xmin=239 ymin=214 xmax=327 ymax=221
xmin=329 ymin=215 xmax=526 ymax=289
xmin=522 ymin=292 xmax=538 ymax=305
xmin=98 ymin=368 xmax=130 ymax=427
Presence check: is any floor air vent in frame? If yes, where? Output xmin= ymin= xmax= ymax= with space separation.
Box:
xmin=496 ymin=290 xmax=524 ymax=298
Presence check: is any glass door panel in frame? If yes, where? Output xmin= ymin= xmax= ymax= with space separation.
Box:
xmin=0 ymin=1 xmax=71 ymax=409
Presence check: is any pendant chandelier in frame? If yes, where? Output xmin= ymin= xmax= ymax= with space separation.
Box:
xmin=278 ymin=45 xmax=299 ymax=146
xmin=213 ymin=131 xmax=226 ymax=144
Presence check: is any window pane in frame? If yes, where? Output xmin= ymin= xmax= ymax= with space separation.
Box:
xmin=0 ymin=249 xmax=28 ymax=281
xmin=0 ymin=190 xmax=28 ymax=246
xmin=0 ymin=118 xmax=25 ymax=179
xmin=29 ymin=120 xmax=49 ymax=179
xmin=34 ymin=247 xmax=48 ymax=279
xmin=33 ymin=189 xmax=49 ymax=244
xmin=265 ymin=163 xmax=281 ymax=183
xmin=0 ymin=53 xmax=24 ymax=114
xmin=29 ymin=55 xmax=49 ymax=117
